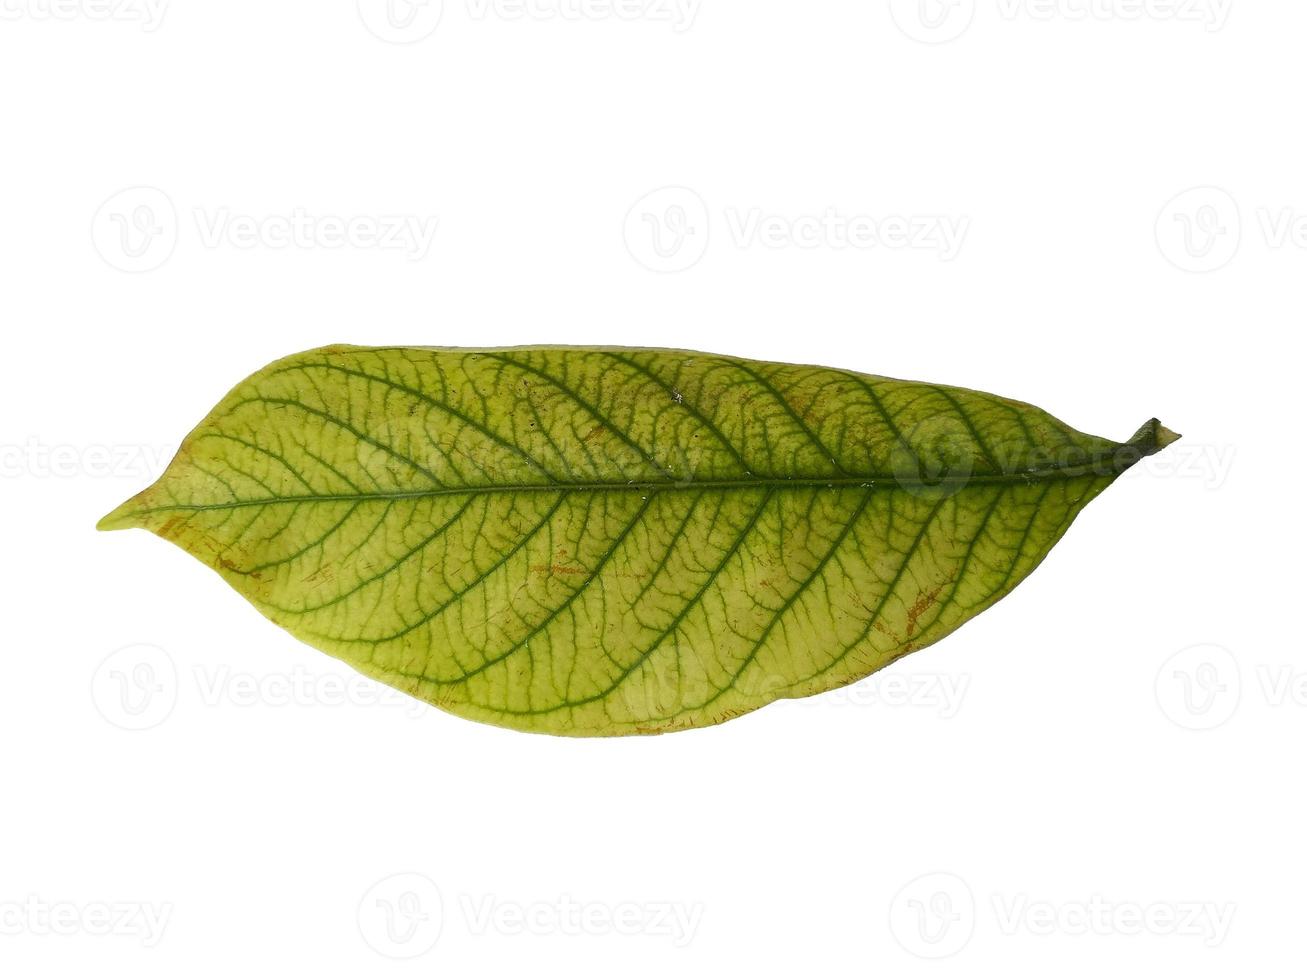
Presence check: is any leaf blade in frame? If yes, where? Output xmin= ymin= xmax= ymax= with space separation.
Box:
xmin=99 ymin=345 xmax=1177 ymax=735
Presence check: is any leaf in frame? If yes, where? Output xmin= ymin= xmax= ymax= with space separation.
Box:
xmin=99 ymin=345 xmax=1179 ymax=736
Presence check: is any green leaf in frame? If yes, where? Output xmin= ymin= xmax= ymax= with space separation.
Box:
xmin=99 ymin=345 xmax=1179 ymax=736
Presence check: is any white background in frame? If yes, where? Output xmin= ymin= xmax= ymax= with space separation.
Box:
xmin=0 ymin=1 xmax=1298 ymax=976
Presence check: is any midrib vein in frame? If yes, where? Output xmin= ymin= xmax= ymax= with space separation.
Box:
xmin=130 ymin=457 xmax=1132 ymax=517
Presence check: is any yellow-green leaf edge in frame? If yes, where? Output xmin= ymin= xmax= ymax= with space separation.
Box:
xmin=99 ymin=345 xmax=1179 ymax=736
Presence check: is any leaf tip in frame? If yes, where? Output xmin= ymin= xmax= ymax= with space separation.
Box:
xmin=97 ymin=498 xmax=142 ymax=532
xmin=1132 ymin=418 xmax=1182 ymax=457
xmin=1153 ymin=422 xmax=1183 ymax=451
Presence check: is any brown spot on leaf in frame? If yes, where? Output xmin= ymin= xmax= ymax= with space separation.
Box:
xmin=873 ymin=620 xmax=902 ymax=645
xmin=905 ymin=584 xmax=946 ymax=637
xmin=530 ymin=563 xmax=587 ymax=577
